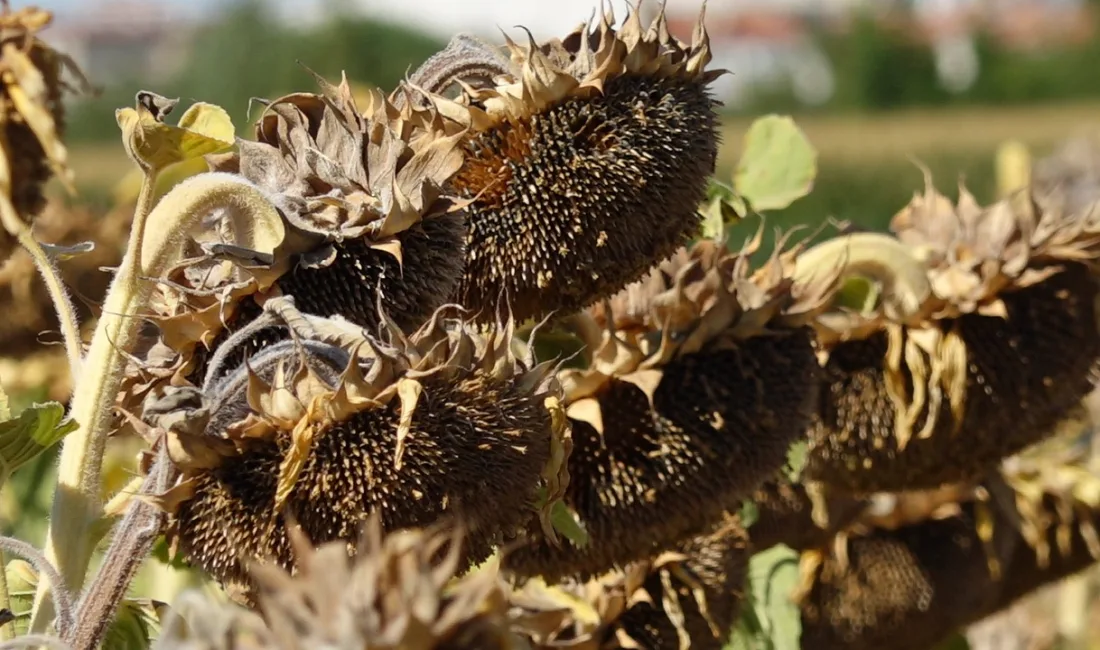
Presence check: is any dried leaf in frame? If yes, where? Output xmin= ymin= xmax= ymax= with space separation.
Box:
xmin=116 ymin=92 xmax=234 ymax=172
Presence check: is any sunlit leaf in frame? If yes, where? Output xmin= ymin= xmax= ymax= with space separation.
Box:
xmin=115 ymin=91 xmax=234 ymax=173
xmin=699 ymin=178 xmax=747 ymax=240
xmin=734 ymin=115 xmax=817 ymax=212
xmin=785 ymin=441 xmax=808 ymax=482
xmin=0 ymin=387 xmax=77 ymax=483
xmin=549 ymin=500 xmax=589 ymax=548
xmin=728 ymin=545 xmax=802 ymax=650
xmin=739 ymin=499 xmax=760 ymax=530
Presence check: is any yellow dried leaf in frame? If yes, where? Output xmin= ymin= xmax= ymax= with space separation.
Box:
xmin=394 ymin=378 xmax=423 ymax=469
xmin=116 ymin=92 xmax=234 ymax=172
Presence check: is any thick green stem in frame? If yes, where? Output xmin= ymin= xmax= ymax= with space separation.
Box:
xmin=29 ymin=172 xmax=284 ymax=632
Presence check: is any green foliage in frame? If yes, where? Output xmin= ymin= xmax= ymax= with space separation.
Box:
xmin=744 ymin=8 xmax=1100 ymax=113
xmin=702 ymin=114 xmax=818 ymax=239
xmin=0 ymin=388 xmax=77 ymax=487
xmin=728 ymin=545 xmax=802 ymax=650
xmin=65 ymin=0 xmax=447 ymax=143
xmin=735 ymin=115 xmax=817 ymax=212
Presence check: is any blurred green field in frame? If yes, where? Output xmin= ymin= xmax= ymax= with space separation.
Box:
xmin=66 ymin=100 xmax=1100 ymax=224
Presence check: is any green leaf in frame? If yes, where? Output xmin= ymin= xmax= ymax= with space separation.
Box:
xmin=739 ymin=499 xmax=760 ymax=530
xmin=151 ymin=536 xmax=191 ymax=571
xmin=0 ymin=390 xmax=78 ymax=483
xmin=734 ymin=115 xmax=817 ymax=212
xmin=699 ymin=178 xmax=747 ymax=240
xmin=105 ymin=598 xmax=164 ymax=650
xmin=549 ymin=500 xmax=589 ymax=548
xmin=728 ymin=545 xmax=802 ymax=650
xmin=785 ymin=441 xmax=808 ymax=483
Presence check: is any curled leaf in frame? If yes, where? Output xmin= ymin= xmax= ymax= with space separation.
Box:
xmin=0 ymin=385 xmax=77 ymax=482
xmin=116 ymin=91 xmax=234 ymax=172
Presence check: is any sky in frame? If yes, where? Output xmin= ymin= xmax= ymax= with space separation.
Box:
xmin=33 ymin=0 xmax=725 ymax=40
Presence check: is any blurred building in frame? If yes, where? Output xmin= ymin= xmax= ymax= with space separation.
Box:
xmin=44 ymin=0 xmax=194 ymax=90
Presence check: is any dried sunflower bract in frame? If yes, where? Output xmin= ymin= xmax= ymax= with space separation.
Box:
xmin=153 ymin=518 xmax=518 ymax=650
xmin=125 ymin=74 xmax=471 ymax=405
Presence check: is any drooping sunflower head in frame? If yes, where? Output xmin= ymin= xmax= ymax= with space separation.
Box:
xmin=796 ymin=181 xmax=1100 ymax=492
xmin=144 ymin=300 xmax=567 ymax=603
xmin=0 ymin=5 xmax=84 ymax=223
xmin=417 ymin=2 xmax=725 ymax=323
xmin=124 ymin=74 xmax=472 ymax=407
xmin=504 ymin=232 xmax=838 ymax=580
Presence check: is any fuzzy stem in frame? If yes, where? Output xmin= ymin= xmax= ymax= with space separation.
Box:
xmin=29 ymin=172 xmax=284 ymax=632
xmin=0 ymin=634 xmax=71 ymax=650
xmin=0 ymin=536 xmax=73 ymax=636
xmin=0 ymin=196 xmax=84 ymax=390
xmin=63 ymin=450 xmax=172 ymax=650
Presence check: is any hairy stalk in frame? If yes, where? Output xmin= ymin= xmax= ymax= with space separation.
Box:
xmin=0 ymin=196 xmax=84 ymax=390
xmin=0 ymin=537 xmax=73 ymax=635
xmin=398 ymin=32 xmax=510 ymax=108
xmin=64 ymin=449 xmax=173 ymax=650
xmin=0 ymin=634 xmax=71 ymax=649
xmin=30 ymin=172 xmax=284 ymax=631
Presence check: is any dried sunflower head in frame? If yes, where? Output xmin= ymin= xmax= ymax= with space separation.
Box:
xmin=143 ymin=300 xmax=567 ymax=604
xmin=417 ymin=2 xmax=724 ymax=323
xmin=509 ymin=514 xmax=749 ymax=650
xmin=122 ymin=74 xmax=470 ymax=410
xmin=505 ymin=231 xmax=837 ymax=581
xmin=798 ymin=426 xmax=1100 ymax=650
xmin=0 ymin=5 xmax=87 ymax=227
xmin=800 ymin=179 xmax=1100 ymax=493
xmin=153 ymin=517 xmax=520 ymax=650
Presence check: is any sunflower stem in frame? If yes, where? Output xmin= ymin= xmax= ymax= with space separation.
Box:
xmin=29 ymin=172 xmax=283 ymax=633
xmin=0 ymin=194 xmax=84 ymax=390
xmin=64 ymin=449 xmax=172 ymax=650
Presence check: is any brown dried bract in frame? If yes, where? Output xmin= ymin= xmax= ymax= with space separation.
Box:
xmin=152 ymin=517 xmax=518 ymax=650
xmin=803 ymin=179 xmax=1100 ymax=491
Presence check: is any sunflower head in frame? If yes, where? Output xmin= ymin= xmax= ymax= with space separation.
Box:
xmin=416 ymin=3 xmax=725 ymax=323
xmin=144 ymin=300 xmax=567 ymax=603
